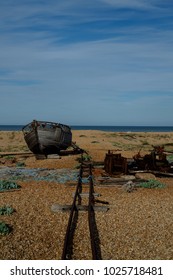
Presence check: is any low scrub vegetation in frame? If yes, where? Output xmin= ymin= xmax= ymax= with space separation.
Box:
xmin=138 ymin=179 xmax=166 ymax=189
xmin=0 ymin=222 xmax=11 ymax=235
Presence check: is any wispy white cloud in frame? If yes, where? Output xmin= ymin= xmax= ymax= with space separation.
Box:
xmin=100 ymin=0 xmax=155 ymax=9
xmin=0 ymin=0 xmax=173 ymax=125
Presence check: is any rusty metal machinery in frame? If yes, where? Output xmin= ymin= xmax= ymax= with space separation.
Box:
xmin=104 ymin=147 xmax=173 ymax=176
xmin=132 ymin=146 xmax=171 ymax=172
xmin=104 ymin=150 xmax=128 ymax=175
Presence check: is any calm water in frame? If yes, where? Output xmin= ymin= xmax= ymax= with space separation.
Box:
xmin=0 ymin=125 xmax=173 ymax=132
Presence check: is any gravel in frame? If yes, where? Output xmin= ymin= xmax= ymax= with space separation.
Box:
xmin=0 ymin=173 xmax=173 ymax=260
xmin=0 ymin=130 xmax=173 ymax=260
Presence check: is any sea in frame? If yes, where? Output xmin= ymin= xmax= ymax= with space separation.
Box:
xmin=0 ymin=125 xmax=173 ymax=132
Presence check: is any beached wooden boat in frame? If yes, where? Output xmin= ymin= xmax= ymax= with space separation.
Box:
xmin=22 ymin=120 xmax=72 ymax=157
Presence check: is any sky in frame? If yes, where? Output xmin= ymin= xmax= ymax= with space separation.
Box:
xmin=0 ymin=0 xmax=173 ymax=126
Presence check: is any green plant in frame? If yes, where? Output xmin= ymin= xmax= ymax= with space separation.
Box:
xmin=0 ymin=222 xmax=11 ymax=235
xmin=16 ymin=162 xmax=25 ymax=167
xmin=0 ymin=206 xmax=14 ymax=215
xmin=138 ymin=179 xmax=166 ymax=189
xmin=0 ymin=180 xmax=21 ymax=192
xmin=82 ymin=153 xmax=92 ymax=161
xmin=141 ymin=140 xmax=149 ymax=145
xmin=167 ymin=155 xmax=173 ymax=163
xmin=4 ymin=155 xmax=16 ymax=160
xmin=123 ymin=133 xmax=137 ymax=140
xmin=112 ymin=142 xmax=122 ymax=147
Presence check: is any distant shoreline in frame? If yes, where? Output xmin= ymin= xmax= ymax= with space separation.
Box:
xmin=0 ymin=125 xmax=173 ymax=132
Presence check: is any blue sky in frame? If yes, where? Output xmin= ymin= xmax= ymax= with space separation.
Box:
xmin=1 ymin=0 xmax=173 ymax=126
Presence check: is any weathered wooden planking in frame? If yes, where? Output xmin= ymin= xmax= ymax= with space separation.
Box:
xmin=51 ymin=203 xmax=109 ymax=212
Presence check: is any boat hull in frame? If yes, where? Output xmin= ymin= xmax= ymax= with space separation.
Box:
xmin=22 ymin=120 xmax=72 ymax=156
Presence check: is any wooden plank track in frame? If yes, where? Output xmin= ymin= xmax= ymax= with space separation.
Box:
xmin=60 ymin=153 xmax=108 ymax=260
